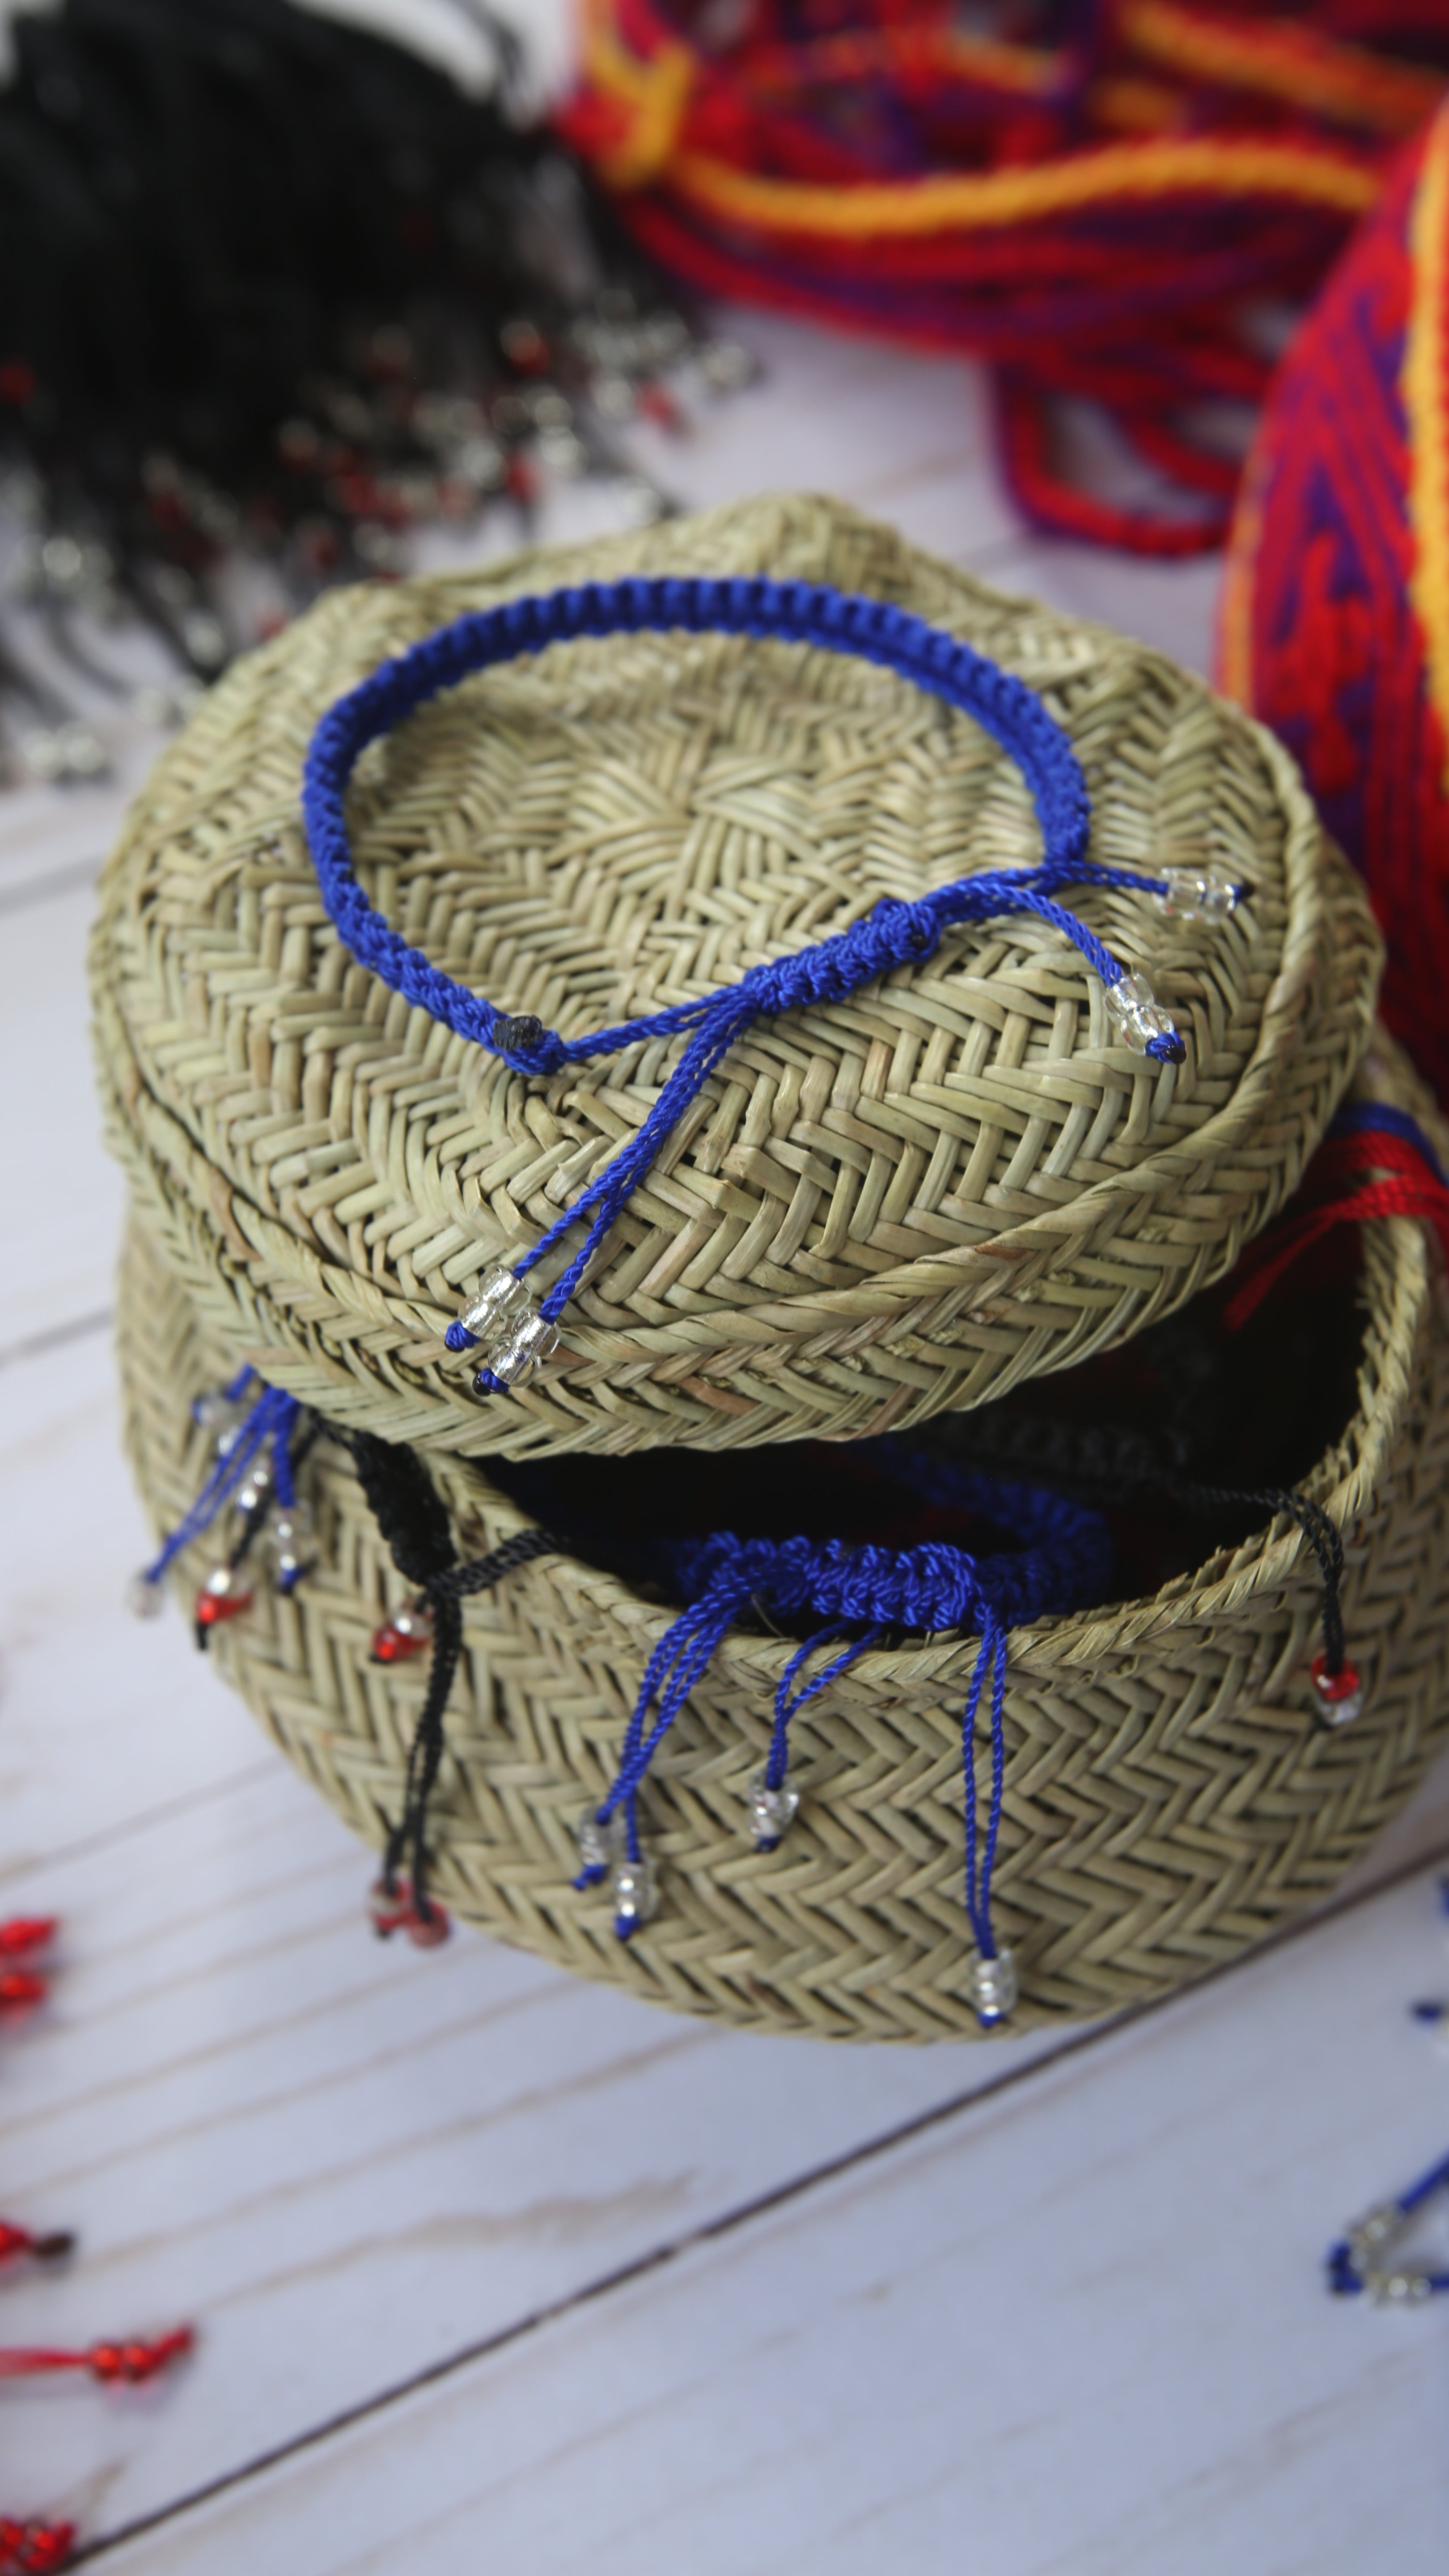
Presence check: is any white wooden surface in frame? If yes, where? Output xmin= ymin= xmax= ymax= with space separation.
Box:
xmin=3 ymin=13 xmax=1449 ymax=2558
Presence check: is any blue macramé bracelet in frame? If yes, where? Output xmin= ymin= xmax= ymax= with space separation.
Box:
xmin=301 ymin=574 xmax=1242 ymax=1394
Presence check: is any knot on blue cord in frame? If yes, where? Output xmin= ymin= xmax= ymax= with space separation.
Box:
xmin=742 ymin=893 xmax=942 ymax=1017
xmin=487 ymin=1011 xmax=570 ymax=1077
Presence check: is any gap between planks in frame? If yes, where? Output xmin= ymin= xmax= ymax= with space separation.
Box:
xmin=72 ymin=1826 xmax=1449 ymax=2567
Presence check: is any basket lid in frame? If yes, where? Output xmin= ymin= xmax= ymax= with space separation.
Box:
xmin=93 ymin=491 xmax=1381 ymax=1457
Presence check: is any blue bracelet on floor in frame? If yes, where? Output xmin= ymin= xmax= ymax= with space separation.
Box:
xmin=1327 ymin=2145 xmax=1449 ymax=2305
xmin=301 ymin=575 xmax=1241 ymax=1393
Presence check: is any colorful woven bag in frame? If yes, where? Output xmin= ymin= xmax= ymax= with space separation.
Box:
xmin=1222 ymin=93 xmax=1449 ymax=1101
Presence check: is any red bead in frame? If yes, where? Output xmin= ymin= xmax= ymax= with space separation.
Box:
xmin=0 ymin=1972 xmax=45 ymax=2011
xmin=0 ymin=2224 xmax=72 ymax=2266
xmin=1311 ymin=1654 xmax=1365 ymax=1725
xmin=637 ymin=381 xmax=682 ymax=432
xmin=405 ymin=1901 xmax=450 ymax=1950
xmin=0 ymin=1919 xmax=54 ymax=1957
xmin=86 ymin=2328 xmax=192 ymax=2385
xmin=0 ymin=2517 xmax=76 ymax=2574
xmin=194 ymin=1568 xmax=254 ymax=1631
xmin=370 ymin=1602 xmax=433 ymax=1664
xmin=368 ymin=1876 xmax=412 ymax=1937
xmin=367 ymin=1875 xmax=449 ymax=1948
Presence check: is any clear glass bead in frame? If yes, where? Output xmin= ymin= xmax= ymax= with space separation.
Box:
xmin=967 ymin=1946 xmax=1019 ymax=2025
xmin=576 ymin=1807 xmax=626 ymax=1877
xmin=233 ymin=1455 xmax=273 ymax=1517
xmin=746 ymin=1771 xmax=800 ymax=1848
xmin=1347 ymin=2205 xmax=1402 ymax=2271
xmin=128 ymin=1572 xmax=164 ymax=1620
xmin=1103 ymin=971 xmax=1178 ymax=1056
xmin=265 ymin=1500 xmax=314 ymax=1590
xmin=611 ymin=1856 xmax=659 ymax=1936
xmin=193 ymin=1386 xmax=250 ymax=1456
xmin=457 ymin=1265 xmax=530 ymax=1344
xmin=1158 ymin=862 xmax=1242 ymax=922
xmin=1368 ymin=2269 xmax=1432 ymax=2307
xmin=480 ymin=1309 xmax=561 ymax=1389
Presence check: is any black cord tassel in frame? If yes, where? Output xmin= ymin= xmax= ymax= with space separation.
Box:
xmin=341 ymin=1427 xmax=552 ymax=1933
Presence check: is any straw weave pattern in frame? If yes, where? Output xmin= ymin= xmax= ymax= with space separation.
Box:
xmin=93 ymin=493 xmax=1381 ymax=1460
xmin=117 ymin=1040 xmax=1449 ymax=2040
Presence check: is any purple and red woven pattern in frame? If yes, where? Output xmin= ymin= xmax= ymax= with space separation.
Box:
xmin=1223 ymin=119 xmax=1449 ymax=1098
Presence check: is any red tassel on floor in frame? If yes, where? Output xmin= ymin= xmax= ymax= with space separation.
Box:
xmin=0 ymin=2519 xmax=75 ymax=2574
xmin=0 ymin=1921 xmax=56 ymax=2017
xmin=0 ymin=2224 xmax=73 ymax=2270
xmin=0 ymin=2327 xmax=193 ymax=2385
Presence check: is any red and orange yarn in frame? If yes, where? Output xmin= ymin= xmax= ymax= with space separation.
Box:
xmin=560 ymin=0 xmax=1447 ymax=554
xmin=1223 ymin=96 xmax=1449 ymax=1098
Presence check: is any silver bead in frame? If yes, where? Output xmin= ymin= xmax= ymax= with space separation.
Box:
xmin=128 ymin=1573 xmax=164 ymax=1619
xmin=1102 ymin=970 xmax=1179 ymax=1057
xmin=967 ymin=1947 xmax=1019 ymax=2026
xmin=611 ymin=1856 xmax=659 ymax=1937
xmin=456 ymin=1264 xmax=530 ymax=1345
xmin=1157 ymin=862 xmax=1242 ymax=922
xmin=477 ymin=1308 xmax=561 ymax=1389
xmin=746 ymin=1771 xmax=799 ymax=1848
xmin=575 ymin=1807 xmax=625 ymax=1878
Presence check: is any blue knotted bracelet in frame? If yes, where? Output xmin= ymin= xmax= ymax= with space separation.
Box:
xmin=301 ymin=574 xmax=1241 ymax=1394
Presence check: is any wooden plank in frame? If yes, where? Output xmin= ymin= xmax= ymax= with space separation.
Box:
xmin=0 ymin=1652 xmax=1066 ymax=2538
xmin=84 ymin=1859 xmax=1449 ymax=2576
xmin=0 ymin=1335 xmax=266 ymax=1873
xmin=0 ymin=874 xmax=127 ymax=1357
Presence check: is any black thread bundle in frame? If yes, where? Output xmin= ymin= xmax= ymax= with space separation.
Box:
xmin=0 ymin=0 xmax=697 ymax=707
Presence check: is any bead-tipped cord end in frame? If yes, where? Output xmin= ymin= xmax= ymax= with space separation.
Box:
xmin=966 ymin=1945 xmax=1019 ymax=2029
xmin=1103 ymin=970 xmax=1183 ymax=1065
xmin=452 ymin=1266 xmax=560 ymax=1390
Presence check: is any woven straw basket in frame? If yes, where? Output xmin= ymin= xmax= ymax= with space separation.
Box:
xmin=92 ymin=492 xmax=1380 ymax=1462
xmin=117 ymin=1037 xmax=1449 ymax=2042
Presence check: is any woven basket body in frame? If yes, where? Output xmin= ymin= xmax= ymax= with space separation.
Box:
xmin=93 ymin=492 xmax=1380 ymax=1461
xmin=117 ymin=1040 xmax=1449 ymax=2042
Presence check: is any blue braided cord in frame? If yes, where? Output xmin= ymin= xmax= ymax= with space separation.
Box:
xmin=962 ymin=1612 xmax=1008 ymax=1961
xmin=756 ymin=1623 xmax=887 ymax=1841
xmin=1398 ymin=2147 xmax=1449 ymax=2216
xmin=1329 ymin=1101 xmax=1447 ymax=1186
xmin=302 ymin=577 xmax=1186 ymax=1355
xmin=191 ymin=1362 xmax=257 ymax=1424
xmin=141 ymin=1385 xmax=297 ymax=1586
